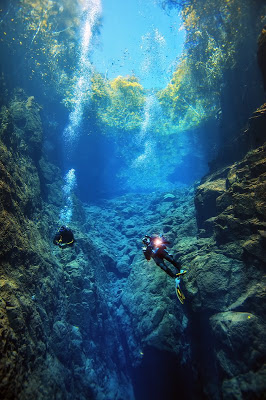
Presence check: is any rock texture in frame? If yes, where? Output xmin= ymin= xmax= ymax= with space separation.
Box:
xmin=84 ymin=127 xmax=266 ymax=399
xmin=1 ymin=96 xmax=265 ymax=399
xmin=1 ymin=99 xmax=266 ymax=399
xmin=192 ymin=106 xmax=266 ymax=399
xmin=209 ymin=102 xmax=266 ymax=172
xmin=0 ymin=91 xmax=134 ymax=400
xmin=82 ymin=188 xmax=202 ymax=399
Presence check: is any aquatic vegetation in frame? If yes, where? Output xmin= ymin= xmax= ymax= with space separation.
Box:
xmin=0 ymin=0 xmax=101 ymax=102
xmin=157 ymin=58 xmax=211 ymax=132
xmin=86 ymin=0 xmax=266 ymax=141
xmin=90 ymin=73 xmax=109 ymax=111
xmin=157 ymin=0 xmax=266 ymax=132
xmin=89 ymin=74 xmax=145 ymax=132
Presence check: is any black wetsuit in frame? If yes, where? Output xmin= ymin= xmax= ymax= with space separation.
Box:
xmin=143 ymin=238 xmax=181 ymax=278
xmin=53 ymin=227 xmax=75 ymax=248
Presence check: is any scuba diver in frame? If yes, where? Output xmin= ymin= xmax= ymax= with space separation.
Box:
xmin=53 ymin=226 xmax=75 ymax=249
xmin=142 ymin=234 xmax=186 ymax=303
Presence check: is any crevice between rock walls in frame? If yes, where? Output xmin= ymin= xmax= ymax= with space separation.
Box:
xmin=1 ymin=56 xmax=266 ymax=400
xmin=107 ymin=105 xmax=266 ymax=399
xmin=83 ymin=189 xmax=208 ymax=399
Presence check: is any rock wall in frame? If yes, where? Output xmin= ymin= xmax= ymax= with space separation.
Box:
xmin=192 ymin=105 xmax=266 ymax=399
xmin=258 ymin=26 xmax=266 ymax=91
xmin=0 ymin=90 xmax=134 ymax=400
xmin=210 ymin=20 xmax=266 ymax=172
xmin=0 ymin=89 xmax=67 ymax=399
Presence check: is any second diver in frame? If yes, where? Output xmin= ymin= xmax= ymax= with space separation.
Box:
xmin=142 ymin=234 xmax=186 ymax=303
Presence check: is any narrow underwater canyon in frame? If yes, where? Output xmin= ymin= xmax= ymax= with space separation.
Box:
xmin=0 ymin=1 xmax=266 ymax=400
xmin=1 ymin=90 xmax=266 ymax=399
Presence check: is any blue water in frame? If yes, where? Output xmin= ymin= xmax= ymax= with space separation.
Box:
xmin=91 ymin=0 xmax=185 ymax=89
xmin=0 ymin=1 xmax=265 ymax=398
xmin=0 ymin=0 xmax=219 ymax=210
xmin=56 ymin=0 xmax=190 ymax=207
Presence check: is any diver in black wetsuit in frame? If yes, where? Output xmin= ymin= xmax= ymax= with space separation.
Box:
xmin=53 ymin=226 xmax=75 ymax=248
xmin=142 ymin=234 xmax=181 ymax=278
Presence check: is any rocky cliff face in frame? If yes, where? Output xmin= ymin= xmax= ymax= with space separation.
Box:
xmin=0 ymin=90 xmax=78 ymax=399
xmin=187 ymin=26 xmax=266 ymax=400
xmin=0 ymin=91 xmax=134 ymax=400
xmin=193 ymin=134 xmax=266 ymax=398
xmin=258 ymin=26 xmax=266 ymax=91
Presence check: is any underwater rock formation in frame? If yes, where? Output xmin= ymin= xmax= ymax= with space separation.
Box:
xmin=82 ymin=187 xmax=202 ymax=399
xmin=82 ymin=123 xmax=266 ymax=399
xmin=1 ymin=88 xmax=266 ymax=400
xmin=192 ymin=105 xmax=266 ymax=399
xmin=209 ymin=101 xmax=266 ymax=172
xmin=0 ymin=91 xmax=134 ymax=400
xmin=195 ymin=108 xmax=266 ymax=261
xmin=0 ymin=90 xmax=78 ymax=400
xmin=0 ymin=91 xmax=59 ymax=399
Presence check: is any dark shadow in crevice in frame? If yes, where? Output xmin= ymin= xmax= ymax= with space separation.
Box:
xmin=131 ymin=346 xmax=202 ymax=400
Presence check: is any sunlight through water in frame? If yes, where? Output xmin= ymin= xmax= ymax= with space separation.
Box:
xmin=63 ymin=0 xmax=102 ymax=149
xmin=61 ymin=0 xmax=102 ymax=222
xmin=91 ymin=0 xmax=185 ymax=89
xmin=128 ymin=93 xmax=169 ymax=190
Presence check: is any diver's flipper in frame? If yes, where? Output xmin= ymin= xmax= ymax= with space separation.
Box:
xmin=175 ymin=270 xmax=186 ymax=304
xmin=176 ymin=270 xmax=187 ymax=278
xmin=176 ymin=286 xmax=185 ymax=304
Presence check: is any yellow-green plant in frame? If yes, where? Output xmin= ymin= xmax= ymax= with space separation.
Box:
xmin=89 ymin=75 xmax=145 ymax=132
xmin=0 ymin=0 xmax=82 ymax=99
xmin=157 ymin=58 xmax=211 ymax=133
xmin=157 ymin=0 xmax=266 ymax=134
xmin=90 ymin=73 xmax=110 ymax=110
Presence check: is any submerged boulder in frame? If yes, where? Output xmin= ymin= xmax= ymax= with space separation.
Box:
xmin=210 ymin=311 xmax=266 ymax=399
xmin=163 ymin=193 xmax=175 ymax=201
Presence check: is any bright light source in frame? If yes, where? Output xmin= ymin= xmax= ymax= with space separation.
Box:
xmin=154 ymin=238 xmax=162 ymax=246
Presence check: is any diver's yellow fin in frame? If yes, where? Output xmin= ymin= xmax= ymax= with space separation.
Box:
xmin=176 ymin=287 xmax=185 ymax=304
xmin=176 ymin=270 xmax=187 ymax=278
